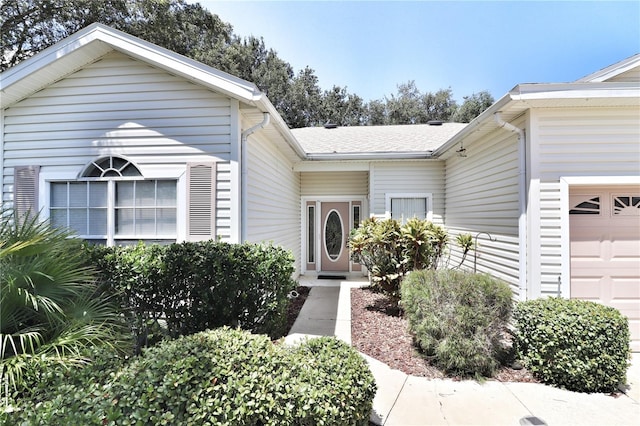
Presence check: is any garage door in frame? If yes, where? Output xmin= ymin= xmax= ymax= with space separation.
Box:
xmin=570 ymin=186 xmax=640 ymax=352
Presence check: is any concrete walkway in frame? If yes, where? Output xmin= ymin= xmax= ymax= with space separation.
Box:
xmin=285 ymin=277 xmax=640 ymax=426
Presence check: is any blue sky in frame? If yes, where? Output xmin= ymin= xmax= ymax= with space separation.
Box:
xmin=197 ymin=1 xmax=640 ymax=103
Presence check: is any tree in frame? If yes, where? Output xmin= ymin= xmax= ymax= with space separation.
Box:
xmin=1 ymin=0 xmax=491 ymax=127
xmin=366 ymin=99 xmax=387 ymax=125
xmin=281 ymin=66 xmax=323 ymax=128
xmin=422 ymin=88 xmax=458 ymax=122
xmin=0 ymin=0 xmax=129 ymax=71
xmin=452 ymin=90 xmax=495 ymax=123
xmin=321 ymin=85 xmax=367 ymax=126
xmin=386 ymin=80 xmax=425 ymax=124
xmin=374 ymin=81 xmax=460 ymax=125
xmin=122 ymin=0 xmax=233 ymax=60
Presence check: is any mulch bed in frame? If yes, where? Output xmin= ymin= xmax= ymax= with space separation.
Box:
xmin=350 ymin=286 xmax=539 ymax=383
xmin=286 ymin=284 xmax=537 ymax=382
xmin=285 ymin=286 xmax=311 ymax=334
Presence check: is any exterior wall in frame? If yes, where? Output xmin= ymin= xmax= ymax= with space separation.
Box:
xmin=370 ymin=160 xmax=445 ymax=224
xmin=300 ymin=171 xmax=368 ymax=196
xmin=444 ymin=124 xmax=521 ymax=292
xmin=245 ymin=130 xmax=302 ymax=274
xmin=528 ymin=106 xmax=640 ymax=298
xmin=2 ymin=51 xmax=236 ymax=241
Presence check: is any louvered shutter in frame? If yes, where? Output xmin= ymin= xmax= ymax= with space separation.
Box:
xmin=187 ymin=163 xmax=216 ymax=240
xmin=13 ymin=166 xmax=40 ymax=221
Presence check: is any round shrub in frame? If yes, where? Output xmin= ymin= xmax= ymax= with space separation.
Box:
xmin=400 ymin=269 xmax=513 ymax=377
xmin=5 ymin=328 xmax=376 ymax=425
xmin=513 ymin=297 xmax=630 ymax=393
xmin=290 ymin=337 xmax=377 ymax=425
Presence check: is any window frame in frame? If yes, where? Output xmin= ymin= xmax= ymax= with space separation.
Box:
xmin=385 ymin=192 xmax=433 ymax=222
xmin=42 ymin=157 xmax=183 ymax=246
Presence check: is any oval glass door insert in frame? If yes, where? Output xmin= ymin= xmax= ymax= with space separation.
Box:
xmin=324 ymin=210 xmax=343 ymax=261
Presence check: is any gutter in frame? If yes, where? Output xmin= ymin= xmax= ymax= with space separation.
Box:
xmin=240 ymin=112 xmax=270 ymax=241
xmin=494 ymin=112 xmax=528 ymax=302
xmin=432 ymin=92 xmax=512 ymax=157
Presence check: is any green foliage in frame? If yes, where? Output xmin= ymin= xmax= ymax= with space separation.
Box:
xmin=385 ymin=82 xmax=457 ymax=124
xmin=513 ymin=298 xmax=630 ymax=393
xmin=289 ymin=337 xmax=377 ymax=424
xmin=4 ymin=329 xmax=376 ymax=425
xmin=84 ymin=240 xmax=297 ymax=348
xmin=0 ymin=1 xmax=492 ymax=126
xmin=349 ymin=217 xmax=459 ymax=300
xmin=0 ymin=211 xmax=131 ymax=394
xmin=349 ymin=217 xmax=404 ymax=298
xmin=401 ymin=269 xmax=513 ymax=377
xmin=451 ymin=91 xmax=495 ymax=123
xmin=401 ymin=217 xmax=448 ymax=270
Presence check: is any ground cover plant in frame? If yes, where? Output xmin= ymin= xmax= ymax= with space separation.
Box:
xmin=2 ymin=328 xmax=376 ymax=426
xmin=400 ymin=269 xmax=513 ymax=378
xmin=513 ymin=297 xmax=630 ymax=393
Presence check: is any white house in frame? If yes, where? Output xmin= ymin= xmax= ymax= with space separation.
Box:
xmin=1 ymin=24 xmax=638 ymax=349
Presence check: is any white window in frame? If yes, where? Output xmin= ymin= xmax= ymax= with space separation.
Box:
xmin=385 ymin=193 xmax=432 ymax=223
xmin=50 ymin=156 xmax=177 ymax=245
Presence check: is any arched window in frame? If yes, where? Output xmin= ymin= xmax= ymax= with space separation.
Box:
xmin=81 ymin=156 xmax=142 ymax=178
xmin=50 ymin=156 xmax=176 ymax=245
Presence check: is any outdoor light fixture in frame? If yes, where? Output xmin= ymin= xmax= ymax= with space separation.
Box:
xmin=456 ymin=142 xmax=467 ymax=157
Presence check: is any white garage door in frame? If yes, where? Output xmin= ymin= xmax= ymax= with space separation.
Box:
xmin=570 ymin=186 xmax=640 ymax=352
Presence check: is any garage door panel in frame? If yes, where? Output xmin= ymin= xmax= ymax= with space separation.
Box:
xmin=611 ymin=278 xmax=640 ymax=298
xmin=570 ymin=186 xmax=640 ymax=352
xmin=570 ymin=240 xmax=604 ymax=257
xmin=610 ymin=240 xmax=640 ymax=259
xmin=570 ymin=278 xmax=602 ymax=299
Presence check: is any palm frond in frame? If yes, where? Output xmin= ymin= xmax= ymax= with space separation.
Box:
xmin=0 ymin=330 xmax=44 ymax=359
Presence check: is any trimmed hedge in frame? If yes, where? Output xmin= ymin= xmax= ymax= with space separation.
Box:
xmin=513 ymin=297 xmax=630 ymax=393
xmin=3 ymin=328 xmax=376 ymax=425
xmin=84 ymin=241 xmax=297 ymax=346
xmin=401 ymin=269 xmax=513 ymax=377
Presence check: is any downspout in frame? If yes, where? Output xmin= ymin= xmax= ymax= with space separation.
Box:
xmin=494 ymin=112 xmax=528 ymax=301
xmin=240 ymin=112 xmax=270 ymax=242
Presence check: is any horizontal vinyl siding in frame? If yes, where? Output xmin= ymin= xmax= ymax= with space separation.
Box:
xmin=2 ymin=51 xmax=234 ymax=239
xmin=371 ymin=161 xmax=445 ymax=224
xmin=536 ymin=108 xmax=640 ymax=180
xmin=532 ymin=106 xmax=640 ymax=297
xmin=300 ymin=171 xmax=368 ymax=196
xmin=445 ymin=127 xmax=520 ymax=290
xmin=246 ymin=133 xmax=301 ymax=274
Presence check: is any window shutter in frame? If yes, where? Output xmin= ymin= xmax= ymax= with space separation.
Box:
xmin=187 ymin=163 xmax=216 ymax=240
xmin=13 ymin=166 xmax=40 ymax=220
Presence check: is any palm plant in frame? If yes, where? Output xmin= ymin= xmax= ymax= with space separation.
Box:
xmin=0 ymin=210 xmax=131 ymax=396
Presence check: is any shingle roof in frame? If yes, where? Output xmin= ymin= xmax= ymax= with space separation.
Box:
xmin=290 ymin=123 xmax=468 ymax=155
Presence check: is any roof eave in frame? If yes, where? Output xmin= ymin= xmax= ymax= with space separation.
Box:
xmin=433 ymin=81 xmax=640 ymax=157
xmin=510 ymin=82 xmax=640 ymax=100
xmin=576 ymin=53 xmax=640 ymax=82
xmin=432 ymin=92 xmax=513 ymax=157
xmin=250 ymin=93 xmax=307 ymax=160
xmin=1 ymin=23 xmax=260 ymax=108
xmin=306 ymin=151 xmax=435 ymax=161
